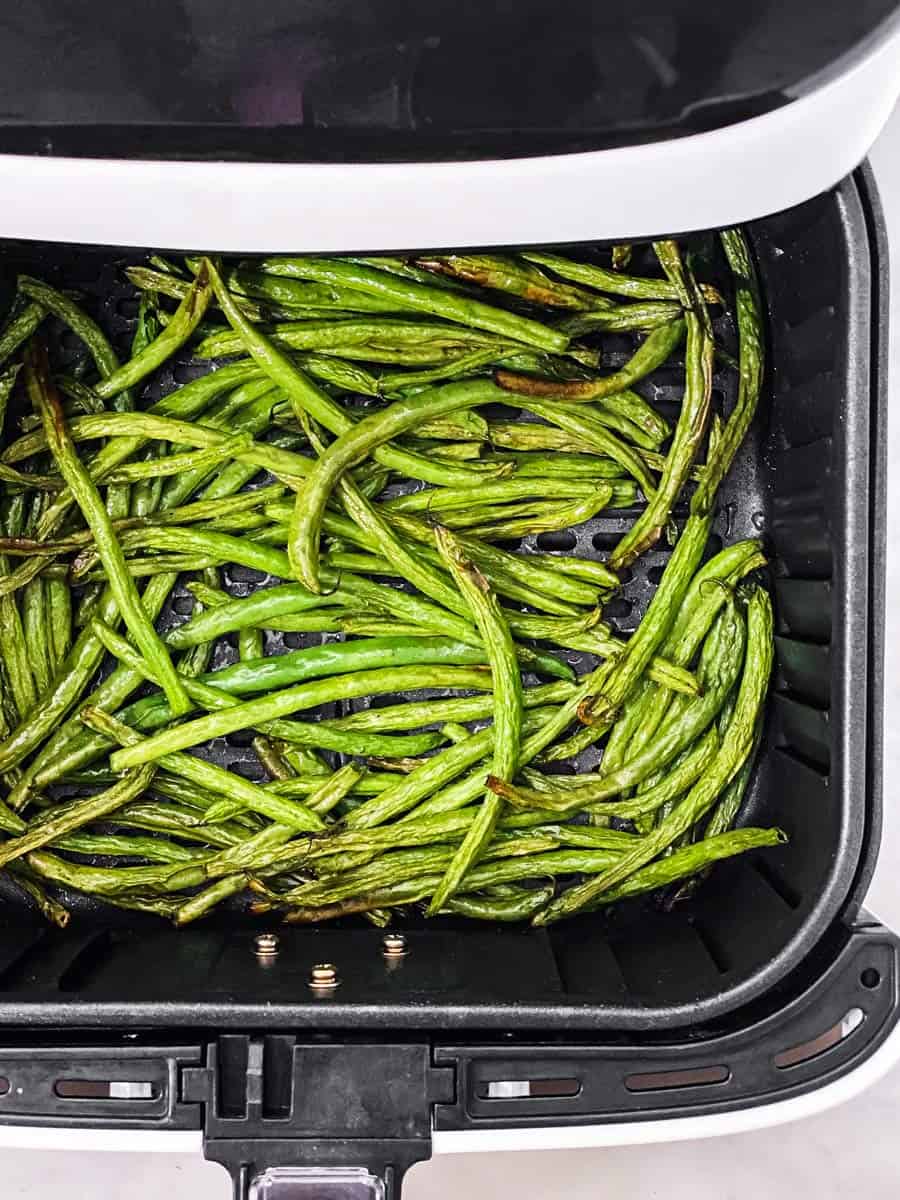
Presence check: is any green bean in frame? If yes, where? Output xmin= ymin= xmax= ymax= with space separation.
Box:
xmin=609 ymin=243 xmax=713 ymax=569
xmin=692 ymin=228 xmax=764 ymax=514
xmin=0 ymin=301 xmax=45 ymax=366
xmin=296 ymin=354 xmax=381 ymax=396
xmin=527 ymin=554 xmax=620 ymax=591
xmin=0 ymin=380 xmax=269 ymax=604
xmin=704 ymin=709 xmax=764 ymax=839
xmin=21 ymin=577 xmax=52 ymax=695
xmin=519 ymin=823 xmax=643 ymax=850
xmin=22 ymin=848 xmax=175 ymax=897
xmin=286 ymin=834 xmax=561 ymax=906
xmin=287 ymin=378 xmax=511 ymax=589
xmin=167 ymin=582 xmax=345 ymax=649
xmin=5 ymin=411 xmax=310 ymax=486
xmin=481 ymin=449 xmax=622 ymax=479
xmin=517 ymin=728 xmax=720 ymax=821
xmin=81 ymin=707 xmax=327 ymax=834
xmin=577 ymin=828 xmax=786 ymax=911
xmin=125 ymin=265 xmax=265 ymax=319
xmin=380 ymin=349 xmax=502 ymax=394
xmin=0 ymin=238 xmax=772 ymax=926
xmin=384 ymin=477 xmax=606 ymax=515
xmin=322 ymin=508 xmax=592 ymax=616
xmin=340 ymin=256 xmax=478 ymax=292
xmin=194 ymin=636 xmax=490 ymax=696
xmin=6 ymin=864 xmax=70 ymax=926
xmin=93 ymin=617 xmax=450 ymax=761
xmin=107 ymin=664 xmax=492 ymax=772
xmin=46 ymin=577 xmax=72 ymax=671
xmin=521 ymin=251 xmax=722 ymax=304
xmin=427 ymin=529 xmax=523 ymax=912
xmin=283 ymin=747 xmax=332 ymax=781
xmin=170 ymin=875 xmax=245 ymax=925
xmin=571 ymin=540 xmax=765 ymax=773
xmin=27 ymin=343 xmax=191 ymax=718
xmin=0 ymin=463 xmax=60 ymax=492
xmin=17 ymin=276 xmax=131 ymax=402
xmin=91 ymin=264 xmax=212 ymax=400
xmin=594 ymin=390 xmax=670 ymax=447
xmin=431 ymin=486 xmax=615 ymax=543
xmin=207 ymin=267 xmax=514 ymax=491
xmin=28 ymin=360 xmax=259 ymax=539
xmin=2 ymin=570 xmax=176 ymax=794
xmin=250 ymin=737 xmax=296 ymax=781
xmin=492 ymin=602 xmax=744 ymax=810
xmin=118 ymin=801 xmax=245 ymax=848
xmin=224 ymin=264 xmax=431 ymax=314
xmin=436 ymin=885 xmax=555 ymax=921
xmin=187 ymin=766 xmax=363 ymax=885
xmin=407 ymin=409 xmax=489 ymax=442
xmin=0 ymin=361 xmax=20 ymax=432
xmin=573 ymin=513 xmax=713 ymax=731
xmin=238 ymin=623 xmax=264 ymax=663
xmin=333 ymin=729 xmax=491 ymax=829
xmin=254 ymin=258 xmax=570 ymax=352
xmin=161 ymin=385 xmax=286 ymax=506
xmin=515 ymin=400 xmax=657 ymax=495
xmin=414 ymin=253 xmax=600 ymax=310
xmin=3 ymin=484 xmax=285 ymax=562
xmin=196 ymin=323 xmax=511 ymax=364
xmin=302 ymin=416 xmax=484 ymax=630
xmin=106 ymin=434 xmax=252 ymax=483
xmin=505 ymin=614 xmax=697 ymax=696
xmin=0 ymin=766 xmax=154 ymax=867
xmin=53 ymin=376 xmax=106 ymax=416
xmin=52 ymin=832 xmax=201 ymax=865
xmin=569 ymin=402 xmax=660 ymax=451
xmin=558 ymin=302 xmax=683 ymax=335
xmin=535 ymin=589 xmax=772 ymax=921
xmin=324 ymin=680 xmax=574 ymax=733
xmin=0 ymin=538 xmax=37 ymax=721
xmin=281 ymin=848 xmax=621 ymax=914
xmin=496 ymin=319 xmax=684 ymax=401
xmin=76 ymin=527 xmax=520 ymax=670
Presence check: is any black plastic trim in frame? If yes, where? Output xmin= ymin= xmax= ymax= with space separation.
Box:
xmin=0 ymin=1044 xmax=201 ymax=1129
xmin=433 ymin=925 xmax=900 ymax=1129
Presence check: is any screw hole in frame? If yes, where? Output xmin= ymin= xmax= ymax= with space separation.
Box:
xmin=860 ymin=968 xmax=881 ymax=989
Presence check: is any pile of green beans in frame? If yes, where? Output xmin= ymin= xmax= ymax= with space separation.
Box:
xmin=0 ymin=232 xmax=780 ymax=929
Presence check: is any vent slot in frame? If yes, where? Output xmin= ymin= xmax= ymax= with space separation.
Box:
xmin=262 ymin=1035 xmax=295 ymax=1119
xmin=624 ymin=1065 xmax=730 ymax=1093
xmin=774 ymin=1007 xmax=864 ymax=1069
xmin=476 ymin=1077 xmax=581 ymax=1100
xmin=217 ymin=1035 xmax=249 ymax=1119
xmin=54 ymin=1078 xmax=158 ymax=1101
xmin=0 ymin=1077 xmax=8 ymax=1097
xmin=536 ymin=530 xmax=577 ymax=552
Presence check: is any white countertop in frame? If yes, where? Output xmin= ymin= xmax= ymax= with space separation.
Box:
xmin=5 ymin=102 xmax=900 ymax=1200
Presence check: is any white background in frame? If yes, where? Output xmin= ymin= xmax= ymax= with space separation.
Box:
xmin=5 ymin=101 xmax=900 ymax=1199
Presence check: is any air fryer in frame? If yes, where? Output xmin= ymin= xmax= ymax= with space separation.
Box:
xmin=0 ymin=5 xmax=898 ymax=1200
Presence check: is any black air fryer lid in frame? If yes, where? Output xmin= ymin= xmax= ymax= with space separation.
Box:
xmin=1 ymin=0 xmax=898 ymax=162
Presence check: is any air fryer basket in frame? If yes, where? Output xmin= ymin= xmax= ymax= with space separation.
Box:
xmin=0 ymin=169 xmax=887 ymax=1046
